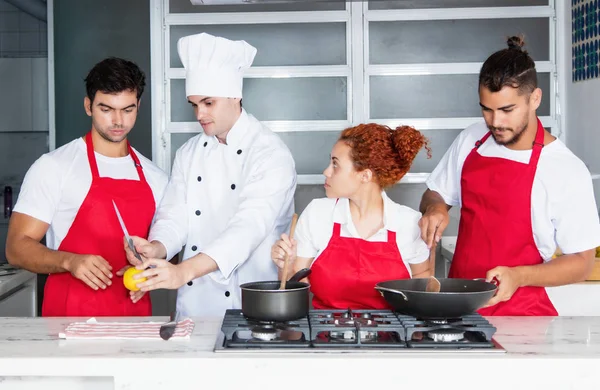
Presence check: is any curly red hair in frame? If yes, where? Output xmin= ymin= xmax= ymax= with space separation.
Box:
xmin=338 ymin=123 xmax=431 ymax=188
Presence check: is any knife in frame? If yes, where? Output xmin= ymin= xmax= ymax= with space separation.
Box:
xmin=112 ymin=200 xmax=143 ymax=264
xmin=160 ymin=311 xmax=181 ymax=341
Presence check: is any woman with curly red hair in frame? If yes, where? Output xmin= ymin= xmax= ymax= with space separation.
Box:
xmin=271 ymin=123 xmax=431 ymax=309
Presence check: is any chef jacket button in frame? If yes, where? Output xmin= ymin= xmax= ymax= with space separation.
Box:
xmin=231 ymin=184 xmax=236 ymax=190
xmin=197 ymin=176 xmax=202 ymax=182
xmin=225 ymin=291 xmax=230 ymax=297
xmin=237 ymin=149 xmax=242 ymax=155
xmin=204 ymin=142 xmax=208 ymax=147
xmin=195 ymin=210 xmax=201 ymax=216
xmin=187 ymin=281 xmax=193 ymax=286
xmin=191 ymin=245 xmax=197 ymax=251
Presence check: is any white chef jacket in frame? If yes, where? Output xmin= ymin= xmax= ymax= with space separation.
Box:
xmin=295 ymin=192 xmax=430 ymax=276
xmin=13 ymin=138 xmax=168 ymax=250
xmin=426 ymin=120 xmax=600 ymax=260
xmin=149 ymin=109 xmax=297 ymax=317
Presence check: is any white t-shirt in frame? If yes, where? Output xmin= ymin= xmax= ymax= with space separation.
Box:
xmin=426 ymin=120 xmax=600 ymax=260
xmin=14 ymin=138 xmax=169 ymax=250
xmin=295 ymin=192 xmax=430 ymax=277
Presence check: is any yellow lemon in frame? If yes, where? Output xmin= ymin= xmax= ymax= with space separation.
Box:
xmin=123 ymin=267 xmax=146 ymax=291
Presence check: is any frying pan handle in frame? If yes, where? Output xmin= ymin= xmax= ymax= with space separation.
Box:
xmin=375 ymin=286 xmax=408 ymax=301
xmin=474 ymin=277 xmax=499 ymax=286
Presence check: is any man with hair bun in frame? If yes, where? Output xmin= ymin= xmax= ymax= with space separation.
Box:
xmin=419 ymin=36 xmax=600 ymax=316
xmin=271 ymin=123 xmax=431 ymax=309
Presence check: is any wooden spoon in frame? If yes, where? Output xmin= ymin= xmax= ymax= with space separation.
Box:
xmin=425 ymin=245 xmax=441 ymax=292
xmin=426 ymin=276 xmax=441 ymax=293
xmin=279 ymin=213 xmax=299 ymax=290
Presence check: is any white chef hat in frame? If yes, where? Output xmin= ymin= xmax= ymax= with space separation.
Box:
xmin=177 ymin=33 xmax=257 ymax=98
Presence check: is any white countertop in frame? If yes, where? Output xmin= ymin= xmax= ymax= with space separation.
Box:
xmin=1 ymin=316 xmax=600 ymax=389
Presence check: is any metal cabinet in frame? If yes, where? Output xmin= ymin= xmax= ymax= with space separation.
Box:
xmin=0 ymin=272 xmax=37 ymax=317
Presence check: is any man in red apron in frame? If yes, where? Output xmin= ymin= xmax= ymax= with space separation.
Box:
xmin=6 ymin=58 xmax=167 ymax=316
xmin=418 ymin=37 xmax=600 ymax=315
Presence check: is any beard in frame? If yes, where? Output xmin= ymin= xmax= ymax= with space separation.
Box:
xmin=488 ymin=118 xmax=528 ymax=146
xmin=93 ymin=121 xmax=129 ymax=144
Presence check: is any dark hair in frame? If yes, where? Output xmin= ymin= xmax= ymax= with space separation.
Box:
xmin=339 ymin=124 xmax=431 ymax=189
xmin=84 ymin=57 xmax=146 ymax=102
xmin=479 ymin=35 xmax=537 ymax=95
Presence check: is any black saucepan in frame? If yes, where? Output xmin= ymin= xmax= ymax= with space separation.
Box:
xmin=240 ymin=268 xmax=312 ymax=322
xmin=375 ymin=278 xmax=498 ymax=319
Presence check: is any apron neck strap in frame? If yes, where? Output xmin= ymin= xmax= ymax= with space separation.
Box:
xmin=529 ymin=117 xmax=545 ymax=166
xmin=85 ymin=132 xmax=145 ymax=181
xmin=474 ymin=118 xmax=546 ymax=164
xmin=387 ymin=229 xmax=396 ymax=243
xmin=128 ymin=144 xmax=147 ymax=182
xmin=332 ymin=222 xmax=342 ymax=237
xmin=85 ymin=132 xmax=100 ymax=178
xmin=474 ymin=131 xmax=493 ymax=149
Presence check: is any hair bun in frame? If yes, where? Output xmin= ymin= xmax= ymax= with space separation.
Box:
xmin=507 ymin=35 xmax=526 ymax=51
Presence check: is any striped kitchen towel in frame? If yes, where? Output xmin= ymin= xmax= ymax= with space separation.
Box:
xmin=58 ymin=317 xmax=195 ymax=340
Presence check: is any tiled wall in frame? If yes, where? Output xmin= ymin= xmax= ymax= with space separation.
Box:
xmin=0 ymin=0 xmax=47 ymax=57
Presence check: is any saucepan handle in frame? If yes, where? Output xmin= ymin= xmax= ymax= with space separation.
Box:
xmin=375 ymin=286 xmax=408 ymax=301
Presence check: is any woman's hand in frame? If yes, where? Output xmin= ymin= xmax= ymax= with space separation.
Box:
xmin=271 ymin=233 xmax=297 ymax=269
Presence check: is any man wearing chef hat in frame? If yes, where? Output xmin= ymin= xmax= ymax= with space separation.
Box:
xmin=124 ymin=33 xmax=297 ymax=317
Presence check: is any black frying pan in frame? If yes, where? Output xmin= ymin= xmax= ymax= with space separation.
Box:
xmin=375 ymin=278 xmax=498 ymax=319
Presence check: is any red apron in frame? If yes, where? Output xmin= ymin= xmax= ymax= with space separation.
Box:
xmin=449 ymin=119 xmax=557 ymax=316
xmin=42 ymin=132 xmax=156 ymax=317
xmin=310 ymin=217 xmax=411 ymax=310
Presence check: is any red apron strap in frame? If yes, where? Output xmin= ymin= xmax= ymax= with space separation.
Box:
xmin=332 ymin=222 xmax=341 ymax=237
xmin=387 ymin=229 xmax=396 ymax=243
xmin=528 ymin=119 xmax=545 ymax=167
xmin=127 ymin=143 xmax=147 ymax=182
xmin=85 ymin=132 xmax=100 ymax=179
xmin=475 ymin=131 xmax=493 ymax=149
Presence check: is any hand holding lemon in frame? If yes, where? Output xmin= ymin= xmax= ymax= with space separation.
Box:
xmin=123 ymin=267 xmax=147 ymax=291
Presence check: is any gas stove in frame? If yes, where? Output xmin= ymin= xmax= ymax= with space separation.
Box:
xmin=214 ymin=309 xmax=506 ymax=353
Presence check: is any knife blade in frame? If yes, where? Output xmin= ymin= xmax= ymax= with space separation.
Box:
xmin=112 ymin=200 xmax=143 ymax=264
xmin=159 ymin=311 xmax=181 ymax=341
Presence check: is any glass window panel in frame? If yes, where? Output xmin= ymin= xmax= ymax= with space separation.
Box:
xmin=170 ymin=23 xmax=346 ymax=68
xmin=278 ymin=131 xmax=341 ymax=175
xmin=171 ymin=77 xmax=348 ymax=122
xmin=370 ymin=19 xmax=549 ymax=64
xmin=170 ymin=0 xmax=345 ymax=13
xmin=410 ymin=129 xmax=462 ymax=172
xmin=368 ymin=0 xmax=548 ymax=10
xmin=370 ymin=73 xmax=550 ymax=118
xmin=276 ymin=128 xmax=463 ymax=175
xmin=385 ymin=183 xmax=428 ymax=212
xmin=171 ymin=133 xmax=199 ymax=167
xmin=171 ymin=127 xmax=555 ymax=177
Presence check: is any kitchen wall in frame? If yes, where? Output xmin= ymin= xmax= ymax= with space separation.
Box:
xmin=53 ymin=0 xmax=152 ymax=157
xmin=0 ymin=0 xmax=49 ymax=263
xmin=563 ymin=1 xmax=600 ymax=211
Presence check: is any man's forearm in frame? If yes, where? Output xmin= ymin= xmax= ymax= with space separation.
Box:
xmin=150 ymin=240 xmax=169 ymax=260
xmin=516 ymin=250 xmax=595 ymax=287
xmin=6 ymin=236 xmax=76 ymax=274
xmin=419 ymin=189 xmax=452 ymax=214
xmin=179 ymin=252 xmax=219 ymax=282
